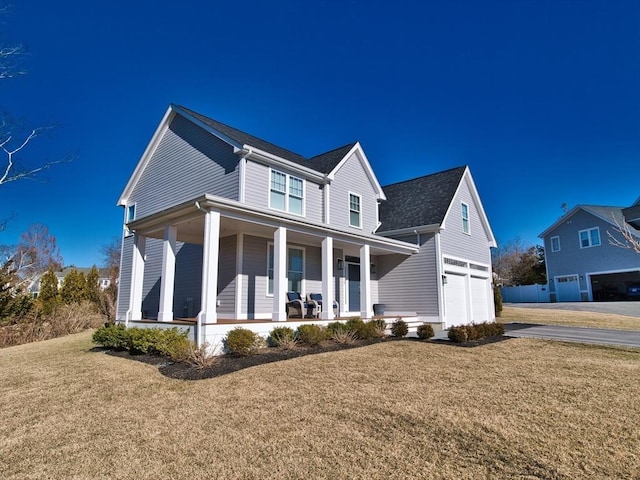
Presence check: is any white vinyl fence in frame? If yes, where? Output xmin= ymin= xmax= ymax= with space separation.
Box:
xmin=500 ymin=284 xmax=550 ymax=303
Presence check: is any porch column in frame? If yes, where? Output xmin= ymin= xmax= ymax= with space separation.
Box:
xmin=360 ymin=244 xmax=373 ymax=319
xmin=272 ymin=226 xmax=287 ymax=321
xmin=198 ymin=210 xmax=220 ymax=327
xmin=157 ymin=225 xmax=177 ymax=322
xmin=321 ymin=236 xmax=335 ymax=320
xmin=127 ymin=233 xmax=146 ymax=323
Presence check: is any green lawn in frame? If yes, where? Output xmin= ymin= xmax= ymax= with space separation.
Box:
xmin=1 ymin=324 xmax=639 ymax=479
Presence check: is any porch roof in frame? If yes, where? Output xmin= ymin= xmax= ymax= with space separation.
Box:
xmin=127 ymin=194 xmax=420 ymax=256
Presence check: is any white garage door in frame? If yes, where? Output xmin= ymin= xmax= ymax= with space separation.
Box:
xmin=470 ymin=276 xmax=490 ymax=323
xmin=444 ymin=272 xmax=468 ymax=328
xmin=556 ymin=275 xmax=580 ymax=302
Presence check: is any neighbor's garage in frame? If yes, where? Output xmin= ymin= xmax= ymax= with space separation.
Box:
xmin=442 ymin=257 xmax=493 ymax=328
xmin=590 ymin=270 xmax=640 ymax=301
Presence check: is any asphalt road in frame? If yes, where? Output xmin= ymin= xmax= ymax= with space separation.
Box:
xmin=506 ymin=301 xmax=640 ymax=318
xmin=504 ymin=323 xmax=640 ymax=348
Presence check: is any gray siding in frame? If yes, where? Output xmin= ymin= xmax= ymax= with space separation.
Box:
xmin=173 ymin=243 xmax=203 ymax=318
xmin=330 ymin=152 xmax=379 ymax=232
xmin=440 ymin=176 xmax=492 ymax=265
xmin=544 ymin=209 xmax=640 ymax=284
xmin=241 ymin=235 xmax=271 ymax=318
xmin=243 ymin=160 xmax=324 ymax=222
xmin=116 ymin=234 xmax=134 ymax=319
xmin=377 ymin=233 xmax=439 ymax=315
xmin=217 ymin=235 xmax=237 ymax=316
xmin=129 ymin=114 xmax=240 ymax=218
xmin=141 ymin=238 xmax=163 ymax=318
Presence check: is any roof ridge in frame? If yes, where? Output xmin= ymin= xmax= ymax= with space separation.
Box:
xmin=382 ymin=165 xmax=467 ymax=189
xmin=308 ymin=142 xmax=357 ymax=160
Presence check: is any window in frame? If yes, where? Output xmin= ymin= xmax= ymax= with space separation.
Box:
xmin=461 ymin=203 xmax=470 ymax=234
xmin=126 ymin=204 xmax=136 ymax=222
xmin=578 ymin=227 xmax=601 ymax=248
xmin=267 ymin=245 xmax=304 ymax=295
xmin=270 ymin=169 xmax=304 ymax=215
xmin=551 ymin=236 xmax=561 ymax=252
xmin=349 ymin=193 xmax=361 ymax=228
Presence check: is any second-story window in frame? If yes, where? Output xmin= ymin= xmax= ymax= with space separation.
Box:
xmin=270 ymin=169 xmax=304 ymax=215
xmin=461 ymin=202 xmax=470 ymax=234
xmin=126 ymin=204 xmax=136 ymax=222
xmin=349 ymin=193 xmax=362 ymax=228
xmin=551 ymin=236 xmax=561 ymax=252
xmin=579 ymin=227 xmax=600 ymax=248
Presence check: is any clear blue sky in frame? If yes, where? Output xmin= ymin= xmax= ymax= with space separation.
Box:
xmin=1 ymin=1 xmax=638 ymax=267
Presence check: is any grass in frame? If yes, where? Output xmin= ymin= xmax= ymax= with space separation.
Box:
xmin=500 ymin=306 xmax=640 ymax=330
xmin=1 ymin=328 xmax=639 ymax=479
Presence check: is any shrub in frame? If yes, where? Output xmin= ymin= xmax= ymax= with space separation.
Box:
xmin=358 ymin=321 xmax=378 ymax=340
xmin=92 ymin=323 xmax=129 ymax=350
xmin=155 ymin=328 xmax=191 ymax=359
xmin=417 ymin=323 xmax=435 ymax=340
xmin=327 ymin=321 xmax=349 ymax=335
xmin=225 ymin=327 xmax=263 ymax=355
xmin=344 ymin=317 xmax=365 ymax=334
xmin=447 ymin=322 xmax=505 ymax=343
xmin=269 ymin=326 xmax=297 ymax=348
xmin=330 ymin=328 xmax=358 ymax=344
xmin=186 ymin=342 xmax=218 ymax=369
xmin=296 ymin=324 xmax=328 ymax=346
xmin=494 ymin=284 xmax=503 ymax=317
xmin=127 ymin=327 xmax=165 ymax=354
xmin=390 ymin=318 xmax=408 ymax=338
xmin=369 ymin=318 xmax=387 ymax=338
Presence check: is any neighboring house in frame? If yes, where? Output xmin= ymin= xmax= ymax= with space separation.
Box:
xmin=116 ymin=104 xmax=496 ymax=346
xmin=539 ymin=204 xmax=640 ymax=302
xmin=29 ymin=267 xmax=112 ymax=298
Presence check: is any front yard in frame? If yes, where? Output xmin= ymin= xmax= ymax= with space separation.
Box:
xmin=500 ymin=305 xmax=640 ymax=330
xmin=1 ymin=319 xmax=639 ymax=479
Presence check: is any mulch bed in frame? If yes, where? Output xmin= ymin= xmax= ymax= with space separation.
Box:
xmin=99 ymin=335 xmax=510 ymax=381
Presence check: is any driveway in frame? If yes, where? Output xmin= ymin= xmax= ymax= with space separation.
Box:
xmin=504 ymin=323 xmax=640 ymax=348
xmin=506 ymin=301 xmax=640 ymax=318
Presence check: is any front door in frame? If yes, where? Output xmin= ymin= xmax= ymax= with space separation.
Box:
xmin=347 ymin=263 xmax=360 ymax=312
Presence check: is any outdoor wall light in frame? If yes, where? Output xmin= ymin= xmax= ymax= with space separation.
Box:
xmin=337 ymin=258 xmax=343 ymax=270
xmin=442 ymin=275 xmax=448 ymax=285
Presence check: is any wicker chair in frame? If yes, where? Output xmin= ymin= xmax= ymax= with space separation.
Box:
xmin=285 ymin=292 xmax=317 ymax=318
xmin=306 ymin=293 xmax=339 ymax=317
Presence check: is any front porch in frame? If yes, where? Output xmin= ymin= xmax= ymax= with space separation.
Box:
xmin=118 ymin=194 xmax=419 ymax=346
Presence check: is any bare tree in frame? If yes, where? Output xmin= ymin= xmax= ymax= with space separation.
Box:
xmin=607 ymin=214 xmax=640 ymax=254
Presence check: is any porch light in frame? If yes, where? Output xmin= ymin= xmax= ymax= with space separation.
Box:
xmin=442 ymin=275 xmax=448 ymax=285
xmin=337 ymin=258 xmax=343 ymax=270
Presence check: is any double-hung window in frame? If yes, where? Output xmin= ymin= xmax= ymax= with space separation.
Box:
xmin=349 ymin=193 xmax=362 ymax=228
xmin=461 ymin=202 xmax=470 ymax=234
xmin=551 ymin=236 xmax=561 ymax=252
xmin=270 ymin=169 xmax=304 ymax=215
xmin=267 ymin=245 xmax=304 ymax=295
xmin=579 ymin=227 xmax=601 ymax=248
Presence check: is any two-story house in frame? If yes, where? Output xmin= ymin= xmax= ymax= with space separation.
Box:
xmin=539 ymin=204 xmax=640 ymax=302
xmin=116 ymin=104 xmax=496 ymax=347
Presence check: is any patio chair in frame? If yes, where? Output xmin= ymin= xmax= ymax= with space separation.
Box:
xmin=285 ymin=292 xmax=317 ymax=318
xmin=307 ymin=293 xmax=339 ymax=317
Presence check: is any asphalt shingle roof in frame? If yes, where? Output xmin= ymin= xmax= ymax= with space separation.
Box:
xmin=176 ymin=105 xmax=354 ymax=174
xmin=378 ymin=166 xmax=467 ymax=232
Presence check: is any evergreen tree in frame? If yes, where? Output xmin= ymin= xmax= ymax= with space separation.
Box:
xmin=86 ymin=266 xmax=100 ymax=304
xmin=39 ymin=268 xmax=59 ymax=315
xmin=60 ymin=268 xmax=87 ymax=305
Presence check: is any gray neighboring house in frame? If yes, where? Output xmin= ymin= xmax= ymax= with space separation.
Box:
xmin=116 ymin=104 xmax=496 ymax=347
xmin=539 ymin=203 xmax=640 ymax=302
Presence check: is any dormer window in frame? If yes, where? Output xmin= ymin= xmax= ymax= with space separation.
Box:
xmin=270 ymin=169 xmax=304 ymax=216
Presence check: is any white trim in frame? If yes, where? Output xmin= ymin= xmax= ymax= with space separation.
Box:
xmin=158 ymin=225 xmax=177 ymax=322
xmin=348 ymin=191 xmax=363 ymax=229
xmin=238 ymin=145 xmax=325 ymax=182
xmin=266 ymin=242 xmax=306 ymax=297
xmin=324 ymin=183 xmax=331 ymax=224
xmin=273 ymin=227 xmax=287 ymax=321
xmin=234 ymin=233 xmax=244 ymax=319
xmin=550 ymin=235 xmax=561 ymax=252
xmin=434 ymin=232 xmax=445 ymax=322
xmin=238 ymin=155 xmax=247 ymax=203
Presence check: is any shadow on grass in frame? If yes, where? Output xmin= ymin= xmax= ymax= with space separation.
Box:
xmin=94 ymin=335 xmax=511 ymax=381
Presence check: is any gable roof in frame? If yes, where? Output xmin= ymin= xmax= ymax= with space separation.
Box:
xmin=539 ymin=204 xmax=640 ymax=238
xmin=119 ymin=104 xmax=382 ymax=205
xmin=378 ymin=166 xmax=467 ymax=232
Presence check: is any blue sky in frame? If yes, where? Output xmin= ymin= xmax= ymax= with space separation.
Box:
xmin=1 ymin=0 xmax=638 ymax=267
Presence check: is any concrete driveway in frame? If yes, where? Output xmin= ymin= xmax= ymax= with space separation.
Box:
xmin=506 ymin=301 xmax=640 ymax=318
xmin=504 ymin=323 xmax=640 ymax=348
